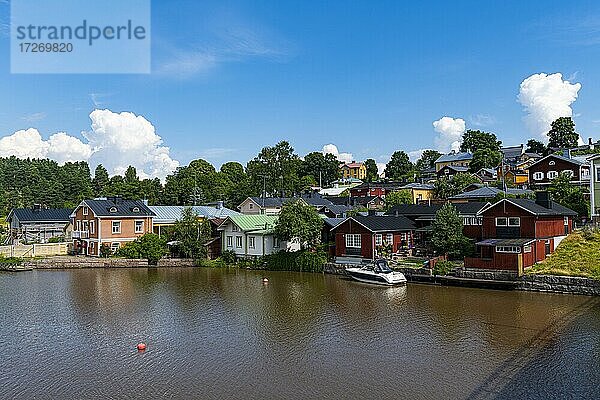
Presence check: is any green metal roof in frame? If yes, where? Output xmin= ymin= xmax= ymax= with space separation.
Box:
xmin=225 ymin=215 xmax=279 ymax=233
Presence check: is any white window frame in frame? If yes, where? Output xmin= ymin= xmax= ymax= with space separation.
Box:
xmin=533 ymin=172 xmax=543 ymax=181
xmin=496 ymin=246 xmax=521 ymax=253
xmin=111 ymin=242 xmax=120 ymax=252
xmin=235 ymin=236 xmax=242 ymax=248
xmin=596 ymin=167 xmax=600 ymax=182
xmin=89 ymin=221 xmax=95 ymax=234
xmin=226 ymin=236 xmax=233 ymax=247
xmin=82 ymin=206 xmax=88 ymax=216
xmin=232 ymin=224 xmax=238 ymax=232
xmin=135 ymin=220 xmax=144 ymax=233
xmin=495 ymin=217 xmax=507 ymax=226
xmin=249 ymin=236 xmax=256 ymax=249
xmin=547 ymin=171 xmax=558 ymax=180
xmin=523 ymin=245 xmax=532 ymax=253
xmin=249 ymin=203 xmax=254 ymax=209
xmin=273 ymin=237 xmax=280 ymax=248
xmin=375 ymin=234 xmax=382 ymax=246
xmin=385 ymin=233 xmax=393 ymax=245
xmin=549 ymin=161 xmax=555 ymax=166
xmin=508 ymin=217 xmax=520 ymax=227
xmin=345 ymin=234 xmax=361 ymax=248
xmin=112 ymin=221 xmax=121 ymax=234
xmin=562 ymin=170 xmax=574 ymax=178
xmin=564 ymin=216 xmax=569 ymax=226
xmin=76 ymin=220 xmax=81 ymax=231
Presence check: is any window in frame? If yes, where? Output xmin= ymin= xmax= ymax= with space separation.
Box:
xmin=549 ymin=161 xmax=555 ymax=166
xmin=249 ymin=236 xmax=256 ymax=249
xmin=547 ymin=171 xmax=558 ymax=179
xmin=89 ymin=221 xmax=95 ymax=234
xmin=112 ymin=221 xmax=121 ymax=234
xmin=508 ymin=217 xmax=520 ymax=226
xmin=400 ymin=232 xmax=408 ymax=241
xmin=385 ymin=233 xmax=393 ymax=245
xmin=111 ymin=242 xmax=120 ymax=252
xmin=562 ymin=170 xmax=574 ymax=178
xmin=82 ymin=207 xmax=88 ymax=216
xmin=273 ymin=237 xmax=280 ymax=248
xmin=496 ymin=217 xmax=507 ymax=226
xmin=226 ymin=236 xmax=233 ymax=247
xmin=76 ymin=220 xmax=81 ymax=231
xmin=582 ymin=168 xmax=590 ymax=179
xmin=109 ymin=207 xmax=117 ymax=213
xmin=235 ymin=236 xmax=242 ymax=248
xmin=83 ymin=221 xmax=88 ymax=231
xmin=523 ymin=245 xmax=532 ymax=253
xmin=533 ymin=172 xmax=543 ymax=181
xmin=132 ymin=207 xmax=140 ymax=212
xmin=135 ymin=220 xmax=144 ymax=233
xmin=345 ymin=234 xmax=361 ymax=248
xmin=232 ymin=225 xmax=238 ymax=232
xmin=564 ymin=216 xmax=569 ymax=226
xmin=375 ymin=234 xmax=382 ymax=246
xmin=496 ymin=246 xmax=521 ymax=253
xmin=249 ymin=203 xmax=253 ymax=209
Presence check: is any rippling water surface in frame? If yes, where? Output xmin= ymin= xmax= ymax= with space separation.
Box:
xmin=1 ymin=268 xmax=599 ymax=399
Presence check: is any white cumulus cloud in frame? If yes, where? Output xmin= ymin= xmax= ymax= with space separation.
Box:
xmin=432 ymin=116 xmax=465 ymax=153
xmin=0 ymin=109 xmax=180 ymax=181
xmin=322 ymin=143 xmax=353 ymax=164
xmin=517 ymin=72 xmax=582 ymax=141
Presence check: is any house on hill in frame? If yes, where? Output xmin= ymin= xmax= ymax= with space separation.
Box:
xmin=528 ymin=152 xmax=590 ymax=187
xmin=6 ymin=206 xmax=72 ymax=244
xmin=434 ymin=151 xmax=473 ymax=172
xmin=71 ymin=197 xmax=155 ymax=256
xmin=340 ymin=162 xmax=367 ymax=180
xmin=464 ymin=193 xmax=577 ymax=274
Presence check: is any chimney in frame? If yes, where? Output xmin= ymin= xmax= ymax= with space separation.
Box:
xmin=562 ymin=148 xmax=571 ymax=159
xmin=368 ymin=209 xmax=376 ymax=216
xmin=142 ymin=199 xmax=149 ymax=205
xmin=535 ymin=191 xmax=552 ymax=209
xmin=33 ymin=204 xmax=41 ymax=211
xmin=589 ymin=138 xmax=593 ymax=145
xmin=217 ymin=201 xmax=224 ymax=209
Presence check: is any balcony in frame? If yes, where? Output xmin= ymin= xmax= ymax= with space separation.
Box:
xmin=72 ymin=231 xmax=89 ymax=239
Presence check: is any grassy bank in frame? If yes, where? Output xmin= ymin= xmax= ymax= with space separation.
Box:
xmin=527 ymin=231 xmax=600 ymax=279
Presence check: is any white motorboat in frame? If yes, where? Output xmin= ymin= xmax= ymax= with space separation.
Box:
xmin=346 ymin=259 xmax=407 ymax=286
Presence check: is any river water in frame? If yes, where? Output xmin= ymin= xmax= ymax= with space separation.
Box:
xmin=1 ymin=267 xmax=599 ymax=399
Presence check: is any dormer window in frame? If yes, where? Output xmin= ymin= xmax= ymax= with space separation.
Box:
xmin=549 ymin=161 xmax=555 ymax=166
xmin=82 ymin=207 xmax=88 ymax=216
xmin=132 ymin=207 xmax=140 ymax=212
xmin=109 ymin=207 xmax=118 ymax=213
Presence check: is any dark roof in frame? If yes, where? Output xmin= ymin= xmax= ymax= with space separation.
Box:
xmin=435 ymin=152 xmax=473 ymax=163
xmin=476 ymin=238 xmax=535 ymax=246
xmin=529 ymin=153 xmax=585 ymax=168
xmin=323 ymin=217 xmax=345 ymax=228
xmin=500 ymin=145 xmax=524 ymax=160
xmin=322 ymin=204 xmax=352 ymax=215
xmin=9 ymin=208 xmax=72 ymax=223
xmin=449 ymin=187 xmax=533 ymax=200
xmin=301 ymin=194 xmax=334 ymax=206
xmin=386 ymin=202 xmax=489 ymax=217
xmin=248 ymin=195 xmax=333 ymax=208
xmin=346 ymin=215 xmax=416 ymax=232
xmin=325 ymin=196 xmax=351 ymax=205
xmin=483 ymin=198 xmax=577 ymax=216
xmin=351 ymin=182 xmax=405 ymax=191
xmin=325 ymin=196 xmax=381 ymax=207
xmin=83 ymin=199 xmax=155 ymax=217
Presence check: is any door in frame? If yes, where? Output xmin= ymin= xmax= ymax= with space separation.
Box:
xmin=544 ymin=240 xmax=551 ymax=256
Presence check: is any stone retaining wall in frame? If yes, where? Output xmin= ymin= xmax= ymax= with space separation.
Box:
xmin=518 ymin=274 xmax=600 ymax=296
xmin=455 ymin=267 xmax=519 ymax=281
xmin=23 ymin=256 xmax=196 ymax=269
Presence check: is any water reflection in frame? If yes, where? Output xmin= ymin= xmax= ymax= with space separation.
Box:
xmin=0 ymin=268 xmax=598 ymax=399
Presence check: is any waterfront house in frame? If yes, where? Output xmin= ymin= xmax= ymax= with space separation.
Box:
xmin=464 ymin=192 xmax=577 ymax=273
xmin=436 ymin=165 xmax=470 ymax=179
xmin=149 ymin=203 xmax=240 ymax=236
xmin=588 ymin=154 xmax=600 ymax=221
xmin=217 ymin=215 xmax=299 ymax=258
xmin=70 ymin=197 xmax=155 ymax=256
xmin=527 ymin=152 xmax=590 ymax=187
xmin=434 ymin=151 xmax=473 ymax=172
xmin=340 ymin=162 xmax=367 ymax=180
xmin=331 ymin=215 xmax=417 ymax=260
xmin=6 ymin=206 xmax=72 ymax=244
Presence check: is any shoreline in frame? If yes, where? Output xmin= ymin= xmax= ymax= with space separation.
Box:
xmin=2 ymin=256 xmax=599 ymax=296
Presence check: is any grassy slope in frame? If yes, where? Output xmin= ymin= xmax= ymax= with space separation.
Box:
xmin=527 ymin=232 xmax=600 ymax=279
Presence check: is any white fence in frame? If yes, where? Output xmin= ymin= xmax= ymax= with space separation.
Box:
xmin=0 ymin=242 xmax=69 ymax=258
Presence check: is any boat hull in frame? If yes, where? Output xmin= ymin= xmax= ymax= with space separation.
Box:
xmin=346 ymin=268 xmax=407 ymax=286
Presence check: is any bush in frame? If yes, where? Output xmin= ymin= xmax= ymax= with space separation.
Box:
xmin=433 ymin=260 xmax=454 ymax=276
xmin=99 ymin=243 xmax=112 ymax=258
xmin=262 ymin=250 xmax=327 ymax=272
xmin=0 ymin=255 xmax=22 ymax=266
xmin=48 ymin=236 xmax=65 ymax=243
xmin=115 ymin=233 xmax=168 ymax=265
xmin=220 ymin=250 xmax=237 ymax=265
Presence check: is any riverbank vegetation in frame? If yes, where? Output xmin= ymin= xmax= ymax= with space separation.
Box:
xmin=528 ymin=229 xmax=600 ymax=279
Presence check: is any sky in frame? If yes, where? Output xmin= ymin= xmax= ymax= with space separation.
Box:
xmin=1 ymin=0 xmax=600 ymax=178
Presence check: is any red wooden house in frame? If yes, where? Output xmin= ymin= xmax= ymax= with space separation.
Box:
xmin=331 ymin=215 xmax=416 ymax=260
xmin=465 ymin=192 xmax=576 ymax=273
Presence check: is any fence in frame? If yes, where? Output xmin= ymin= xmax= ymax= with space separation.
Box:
xmin=0 ymin=242 xmax=69 ymax=258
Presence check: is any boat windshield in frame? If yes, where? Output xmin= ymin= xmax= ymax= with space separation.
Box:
xmin=373 ymin=259 xmax=392 ymax=273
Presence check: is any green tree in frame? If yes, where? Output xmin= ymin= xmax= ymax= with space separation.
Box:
xmin=274 ymin=200 xmax=323 ymax=250
xmin=170 ymin=207 xmax=211 ymax=259
xmin=247 ymin=141 xmax=302 ymax=197
xmin=116 ymin=233 xmax=168 ymax=265
xmin=460 ymin=130 xmax=502 ymax=153
xmin=525 ymin=139 xmax=547 ymax=155
xmin=364 ymin=159 xmax=379 ymax=182
xmin=415 ymin=150 xmax=442 ymax=171
xmin=123 ymin=166 xmax=141 ymax=199
xmin=469 ymin=148 xmax=502 ymax=172
xmin=385 ymin=190 xmax=413 ymax=210
xmin=431 ymin=203 xmax=473 ymax=259
xmin=549 ymin=172 xmax=589 ymax=219
xmin=301 ymin=152 xmax=340 ymax=187
xmin=92 ymin=164 xmax=110 ymax=197
xmin=434 ymin=173 xmax=479 ymax=199
xmin=384 ymin=151 xmax=413 ymax=181
xmin=547 ymin=117 xmax=579 ymax=149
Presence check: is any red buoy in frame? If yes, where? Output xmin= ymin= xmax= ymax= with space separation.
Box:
xmin=137 ymin=343 xmax=147 ymax=351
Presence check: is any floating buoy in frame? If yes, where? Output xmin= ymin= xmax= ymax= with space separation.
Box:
xmin=262 ymin=277 xmax=269 ymax=283
xmin=137 ymin=343 xmax=147 ymax=351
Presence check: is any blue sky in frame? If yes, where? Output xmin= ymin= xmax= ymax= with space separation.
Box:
xmin=1 ymin=0 xmax=600 ymax=177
